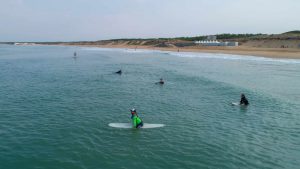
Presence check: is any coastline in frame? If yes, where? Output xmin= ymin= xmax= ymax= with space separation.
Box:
xmin=64 ymin=44 xmax=300 ymax=59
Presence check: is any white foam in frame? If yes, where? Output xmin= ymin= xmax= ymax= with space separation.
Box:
xmin=168 ymin=51 xmax=300 ymax=64
xmin=81 ymin=47 xmax=300 ymax=64
xmin=81 ymin=47 xmax=168 ymax=54
xmin=81 ymin=47 xmax=125 ymax=52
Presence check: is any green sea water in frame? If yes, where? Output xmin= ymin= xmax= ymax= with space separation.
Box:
xmin=0 ymin=45 xmax=300 ymax=169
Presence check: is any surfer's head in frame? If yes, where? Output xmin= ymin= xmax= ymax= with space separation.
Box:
xmin=241 ymin=93 xmax=245 ymax=98
xmin=130 ymin=108 xmax=136 ymax=114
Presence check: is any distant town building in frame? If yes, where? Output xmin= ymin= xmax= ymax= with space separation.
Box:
xmin=194 ymin=40 xmax=238 ymax=46
xmin=194 ymin=35 xmax=238 ymax=46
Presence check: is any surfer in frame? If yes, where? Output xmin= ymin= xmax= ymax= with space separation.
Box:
xmin=130 ymin=109 xmax=143 ymax=128
xmin=73 ymin=52 xmax=77 ymax=60
xmin=240 ymin=93 xmax=249 ymax=106
xmin=115 ymin=69 xmax=122 ymax=74
xmin=156 ymin=78 xmax=164 ymax=85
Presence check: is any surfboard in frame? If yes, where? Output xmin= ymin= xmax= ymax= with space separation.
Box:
xmin=231 ymin=102 xmax=240 ymax=106
xmin=109 ymin=123 xmax=165 ymax=129
xmin=231 ymin=102 xmax=248 ymax=107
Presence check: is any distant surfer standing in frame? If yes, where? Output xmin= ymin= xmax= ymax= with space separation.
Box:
xmin=156 ymin=78 xmax=164 ymax=85
xmin=240 ymin=93 xmax=249 ymax=106
xmin=130 ymin=109 xmax=143 ymax=128
xmin=73 ymin=52 xmax=77 ymax=59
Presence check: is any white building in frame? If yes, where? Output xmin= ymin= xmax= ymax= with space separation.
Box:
xmin=194 ymin=40 xmax=238 ymax=46
xmin=194 ymin=35 xmax=238 ymax=46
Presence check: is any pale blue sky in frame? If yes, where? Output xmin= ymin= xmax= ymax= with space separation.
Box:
xmin=1 ymin=0 xmax=299 ymax=41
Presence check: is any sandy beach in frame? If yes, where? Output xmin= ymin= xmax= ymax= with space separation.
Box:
xmin=65 ymin=44 xmax=300 ymax=59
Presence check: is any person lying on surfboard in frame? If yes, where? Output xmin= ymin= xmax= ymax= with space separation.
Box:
xmin=240 ymin=93 xmax=249 ymax=106
xmin=130 ymin=108 xmax=143 ymax=128
xmin=115 ymin=69 xmax=122 ymax=74
xmin=155 ymin=78 xmax=164 ymax=85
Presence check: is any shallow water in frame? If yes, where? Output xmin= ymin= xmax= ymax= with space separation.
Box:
xmin=0 ymin=45 xmax=300 ymax=169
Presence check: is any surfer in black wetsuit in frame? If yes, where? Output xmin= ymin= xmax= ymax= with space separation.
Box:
xmin=240 ymin=93 xmax=249 ymax=106
xmin=115 ymin=69 xmax=122 ymax=74
xmin=156 ymin=78 xmax=164 ymax=85
xmin=73 ymin=52 xmax=77 ymax=60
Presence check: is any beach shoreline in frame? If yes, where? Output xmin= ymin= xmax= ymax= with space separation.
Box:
xmin=63 ymin=44 xmax=300 ymax=59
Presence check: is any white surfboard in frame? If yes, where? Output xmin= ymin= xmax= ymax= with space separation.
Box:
xmin=109 ymin=123 xmax=165 ymax=129
xmin=231 ymin=102 xmax=240 ymax=106
xmin=231 ymin=102 xmax=248 ymax=107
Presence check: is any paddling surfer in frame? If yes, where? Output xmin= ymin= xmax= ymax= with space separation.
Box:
xmin=115 ymin=69 xmax=122 ymax=74
xmin=155 ymin=78 xmax=164 ymax=85
xmin=240 ymin=93 xmax=249 ymax=106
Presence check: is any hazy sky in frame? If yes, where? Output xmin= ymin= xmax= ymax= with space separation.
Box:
xmin=1 ymin=0 xmax=299 ymax=41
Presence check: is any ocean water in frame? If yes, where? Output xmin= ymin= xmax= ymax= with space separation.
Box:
xmin=0 ymin=45 xmax=300 ymax=169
